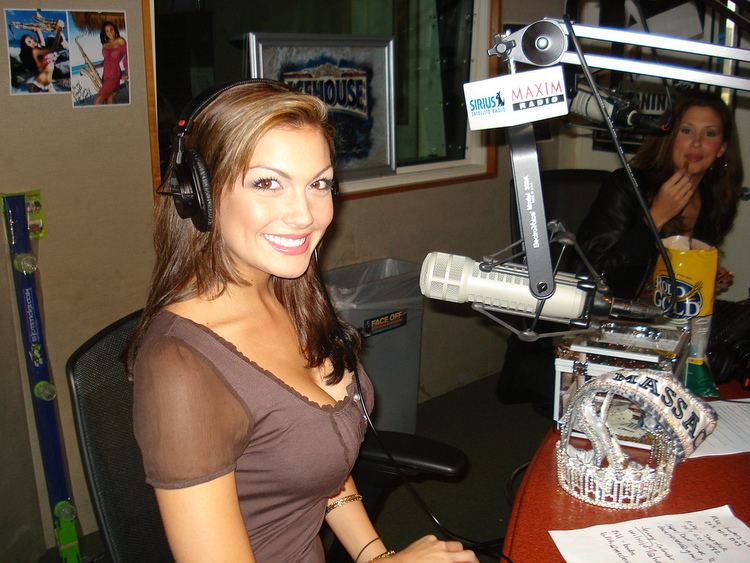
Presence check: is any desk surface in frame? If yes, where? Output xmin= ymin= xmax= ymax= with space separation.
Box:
xmin=502 ymin=381 xmax=750 ymax=563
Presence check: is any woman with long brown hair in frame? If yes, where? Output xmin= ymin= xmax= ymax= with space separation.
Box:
xmin=576 ymin=89 xmax=743 ymax=299
xmin=127 ymin=80 xmax=477 ymax=563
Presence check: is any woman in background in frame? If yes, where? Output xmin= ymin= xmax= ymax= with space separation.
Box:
xmin=127 ymin=80 xmax=477 ymax=563
xmin=575 ymin=90 xmax=743 ymax=299
xmin=94 ymin=21 xmax=127 ymax=104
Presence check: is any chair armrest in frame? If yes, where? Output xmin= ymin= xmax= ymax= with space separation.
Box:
xmin=358 ymin=430 xmax=468 ymax=479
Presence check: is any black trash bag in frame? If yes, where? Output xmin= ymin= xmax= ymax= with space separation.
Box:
xmin=707 ymin=299 xmax=750 ymax=385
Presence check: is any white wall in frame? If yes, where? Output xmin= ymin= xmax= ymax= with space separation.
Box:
xmin=720 ymin=78 xmax=750 ymax=301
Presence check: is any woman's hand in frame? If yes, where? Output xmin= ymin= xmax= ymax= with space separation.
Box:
xmin=649 ymin=170 xmax=697 ymax=231
xmin=716 ymin=266 xmax=734 ymax=293
xmin=386 ymin=535 xmax=478 ymax=562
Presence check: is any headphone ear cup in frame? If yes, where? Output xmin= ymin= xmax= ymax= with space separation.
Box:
xmin=171 ymin=149 xmax=213 ymax=232
xmin=168 ymin=80 xmax=277 ymax=232
xmin=184 ymin=149 xmax=213 ymax=231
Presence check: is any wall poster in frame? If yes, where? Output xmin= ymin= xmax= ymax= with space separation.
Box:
xmin=6 ymin=8 xmax=70 ymax=95
xmin=68 ymin=10 xmax=129 ymax=107
xmin=5 ymin=8 xmax=129 ymax=107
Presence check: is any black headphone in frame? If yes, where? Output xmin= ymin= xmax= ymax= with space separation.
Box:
xmin=163 ymin=79 xmax=278 ymax=232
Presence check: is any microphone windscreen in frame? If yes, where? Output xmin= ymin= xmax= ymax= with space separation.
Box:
xmin=421 ymin=252 xmax=588 ymax=321
xmin=569 ymin=91 xmax=614 ymax=123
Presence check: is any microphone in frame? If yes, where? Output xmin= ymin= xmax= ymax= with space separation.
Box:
xmin=420 ymin=252 xmax=662 ymax=327
xmin=569 ymin=88 xmax=664 ymax=134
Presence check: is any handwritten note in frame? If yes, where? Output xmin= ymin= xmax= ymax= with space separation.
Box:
xmin=692 ymin=399 xmax=750 ymax=458
xmin=549 ymin=505 xmax=750 ymax=562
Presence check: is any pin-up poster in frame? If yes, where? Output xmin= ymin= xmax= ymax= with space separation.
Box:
xmin=5 ymin=8 xmax=71 ymax=95
xmin=5 ymin=8 xmax=129 ymax=107
xmin=68 ymin=11 xmax=129 ymax=107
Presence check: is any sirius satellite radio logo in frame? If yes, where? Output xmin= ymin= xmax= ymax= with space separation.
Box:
xmin=467 ymin=90 xmax=505 ymax=117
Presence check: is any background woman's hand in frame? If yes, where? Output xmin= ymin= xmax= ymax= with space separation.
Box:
xmin=716 ymin=265 xmax=734 ymax=292
xmin=649 ymin=170 xmax=696 ymax=231
xmin=388 ymin=534 xmax=479 ymax=562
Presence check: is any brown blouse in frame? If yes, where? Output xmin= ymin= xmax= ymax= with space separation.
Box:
xmin=133 ymin=310 xmax=374 ymax=562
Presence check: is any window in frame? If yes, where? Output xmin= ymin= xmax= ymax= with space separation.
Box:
xmin=147 ymin=0 xmax=499 ymax=195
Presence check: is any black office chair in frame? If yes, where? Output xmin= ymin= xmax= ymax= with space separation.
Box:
xmin=509 ymin=168 xmax=610 ymax=270
xmin=67 ymin=311 xmax=467 ymax=563
xmin=66 ymin=310 xmax=173 ymax=563
xmin=498 ymin=169 xmax=610 ymax=407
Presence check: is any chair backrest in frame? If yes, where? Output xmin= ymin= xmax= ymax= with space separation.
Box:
xmin=510 ymin=168 xmax=609 ymax=242
xmin=66 ymin=310 xmax=173 ymax=562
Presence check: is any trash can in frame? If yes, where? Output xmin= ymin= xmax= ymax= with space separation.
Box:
xmin=324 ymin=259 xmax=423 ymax=434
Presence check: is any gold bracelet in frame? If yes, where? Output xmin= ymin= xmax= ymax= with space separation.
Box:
xmin=325 ymin=493 xmax=363 ymax=515
xmin=370 ymin=550 xmax=396 ymax=560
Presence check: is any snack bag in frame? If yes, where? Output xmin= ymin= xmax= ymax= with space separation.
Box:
xmin=652 ymin=236 xmax=719 ymax=396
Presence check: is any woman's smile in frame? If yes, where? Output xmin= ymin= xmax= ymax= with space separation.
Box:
xmin=263 ymin=233 xmax=310 ymax=255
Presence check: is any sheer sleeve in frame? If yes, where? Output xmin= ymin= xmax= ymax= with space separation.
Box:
xmin=133 ymin=335 xmax=252 ymax=489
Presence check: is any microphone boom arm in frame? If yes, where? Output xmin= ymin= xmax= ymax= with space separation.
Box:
xmin=508 ymin=122 xmax=556 ymax=300
xmin=493 ymin=19 xmax=750 ymax=92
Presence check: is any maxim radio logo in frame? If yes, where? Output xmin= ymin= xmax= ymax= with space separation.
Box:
xmin=510 ymin=80 xmax=564 ymax=111
xmin=283 ymin=63 xmax=368 ymax=118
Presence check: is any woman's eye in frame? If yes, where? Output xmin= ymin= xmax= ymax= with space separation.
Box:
xmin=311 ymin=178 xmax=334 ymax=192
xmin=680 ymin=126 xmax=692 ymax=134
xmin=252 ymin=177 xmax=281 ymax=190
xmin=705 ymin=130 xmax=719 ymax=138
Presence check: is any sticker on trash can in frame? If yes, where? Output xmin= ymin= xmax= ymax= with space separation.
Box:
xmin=363 ymin=310 xmax=407 ymax=337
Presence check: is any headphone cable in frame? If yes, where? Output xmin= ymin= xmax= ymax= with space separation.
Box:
xmin=353 ymin=369 xmax=510 ymax=560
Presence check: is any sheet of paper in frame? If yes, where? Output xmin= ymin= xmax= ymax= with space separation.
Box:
xmin=549 ymin=505 xmax=750 ymax=563
xmin=692 ymin=399 xmax=750 ymax=458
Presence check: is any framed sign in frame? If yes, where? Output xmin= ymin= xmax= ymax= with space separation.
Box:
xmin=245 ymin=33 xmax=395 ymax=181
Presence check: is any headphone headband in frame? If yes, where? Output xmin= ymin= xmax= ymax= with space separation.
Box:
xmin=164 ymin=78 xmax=283 ymax=231
xmin=173 ymin=78 xmax=276 ymax=139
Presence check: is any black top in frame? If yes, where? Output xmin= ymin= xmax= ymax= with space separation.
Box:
xmin=574 ymin=168 xmax=715 ymax=299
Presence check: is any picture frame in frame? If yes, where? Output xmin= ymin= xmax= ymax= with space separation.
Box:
xmin=245 ymin=32 xmax=396 ymax=181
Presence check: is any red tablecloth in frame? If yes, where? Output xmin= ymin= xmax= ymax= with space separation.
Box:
xmin=501 ymin=380 xmax=750 ymax=563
